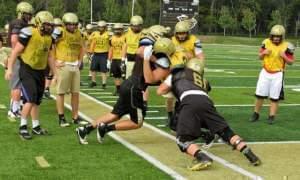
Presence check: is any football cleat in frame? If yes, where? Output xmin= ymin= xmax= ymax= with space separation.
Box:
xmin=267 ymin=116 xmax=275 ymax=125
xmin=249 ymin=112 xmax=259 ymax=122
xmin=59 ymin=118 xmax=70 ymax=127
xmin=76 ymin=127 xmax=88 ymax=145
xmin=32 ymin=126 xmax=48 ymax=135
xmin=97 ymin=123 xmax=108 ymax=143
xmin=8 ymin=110 xmax=21 ymax=120
xmin=88 ymin=81 xmax=97 ymax=88
xmin=19 ymin=125 xmax=32 ymax=140
xmin=188 ymin=152 xmax=213 ymax=171
xmin=43 ymin=89 xmax=51 ymax=99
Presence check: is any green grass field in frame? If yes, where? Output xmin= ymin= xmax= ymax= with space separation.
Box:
xmin=1 ymin=42 xmax=300 ymax=179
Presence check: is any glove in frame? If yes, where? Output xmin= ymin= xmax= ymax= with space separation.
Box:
xmin=106 ymin=60 xmax=111 ymax=69
xmin=143 ymin=45 xmax=153 ymax=61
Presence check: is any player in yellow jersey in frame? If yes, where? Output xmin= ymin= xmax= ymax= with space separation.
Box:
xmin=250 ymin=25 xmax=295 ymax=124
xmin=108 ymin=23 xmax=127 ymax=96
xmin=43 ymin=17 xmax=63 ymax=99
xmin=83 ymin=24 xmax=94 ymax=80
xmin=5 ymin=11 xmax=56 ymax=140
xmin=164 ymin=20 xmax=205 ymax=127
xmin=124 ymin=15 xmax=143 ymax=78
xmin=88 ymin=20 xmax=110 ymax=89
xmin=53 ymin=12 xmax=85 ymax=127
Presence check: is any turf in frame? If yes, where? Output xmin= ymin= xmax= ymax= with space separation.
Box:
xmin=0 ymin=69 xmax=171 ymax=180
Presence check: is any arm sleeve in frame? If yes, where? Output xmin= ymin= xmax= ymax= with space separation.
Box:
xmin=18 ymin=27 xmax=32 ymax=46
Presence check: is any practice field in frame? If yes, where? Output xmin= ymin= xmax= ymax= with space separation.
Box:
xmin=1 ymin=43 xmax=300 ymax=180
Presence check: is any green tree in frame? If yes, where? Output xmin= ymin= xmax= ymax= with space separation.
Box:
xmin=48 ymin=0 xmax=64 ymax=17
xmin=241 ymin=8 xmax=256 ymax=38
xmin=269 ymin=10 xmax=283 ymax=29
xmin=218 ymin=6 xmax=234 ymax=36
xmin=78 ymin=0 xmax=91 ymax=23
xmin=102 ymin=0 xmax=122 ymax=22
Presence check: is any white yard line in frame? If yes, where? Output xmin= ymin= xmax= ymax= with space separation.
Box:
xmin=149 ymin=103 xmax=300 ymax=108
xmin=145 ymin=117 xmax=167 ymax=120
xmin=147 ymin=110 xmax=159 ymax=113
xmin=88 ymin=92 xmax=112 ymax=95
xmin=59 ymin=93 xmax=186 ymax=180
xmin=105 ymin=100 xmax=116 ymax=103
xmin=96 ymin=96 xmax=117 ymax=99
xmin=79 ymin=92 xmax=263 ymax=180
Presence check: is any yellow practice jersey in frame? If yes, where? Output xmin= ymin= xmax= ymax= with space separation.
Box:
xmin=20 ymin=27 xmax=52 ymax=70
xmin=84 ymin=32 xmax=94 ymax=53
xmin=171 ymin=35 xmax=201 ymax=57
xmin=125 ymin=28 xmax=141 ymax=54
xmin=90 ymin=31 xmax=110 ymax=53
xmin=110 ymin=34 xmax=126 ymax=60
xmin=170 ymin=47 xmax=188 ymax=68
xmin=55 ymin=27 xmax=83 ymax=62
xmin=261 ymin=38 xmax=288 ymax=72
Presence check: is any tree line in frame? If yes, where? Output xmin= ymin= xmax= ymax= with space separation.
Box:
xmin=0 ymin=0 xmax=299 ymax=38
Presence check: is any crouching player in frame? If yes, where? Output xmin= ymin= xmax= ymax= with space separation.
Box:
xmin=157 ymin=58 xmax=261 ymax=170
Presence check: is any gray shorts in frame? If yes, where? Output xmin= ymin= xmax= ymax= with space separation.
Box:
xmin=9 ymin=59 xmax=21 ymax=90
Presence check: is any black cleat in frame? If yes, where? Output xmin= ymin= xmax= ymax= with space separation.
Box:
xmin=188 ymin=152 xmax=213 ymax=171
xmin=244 ymin=149 xmax=261 ymax=166
xmin=76 ymin=127 xmax=88 ymax=145
xmin=44 ymin=89 xmax=51 ymax=99
xmin=88 ymin=81 xmax=97 ymax=88
xmin=59 ymin=118 xmax=70 ymax=127
xmin=73 ymin=117 xmax=89 ymax=125
xmin=32 ymin=126 xmax=48 ymax=135
xmin=267 ymin=115 xmax=275 ymax=125
xmin=19 ymin=125 xmax=32 ymax=140
xmin=97 ymin=123 xmax=108 ymax=143
xmin=249 ymin=112 xmax=259 ymax=122
xmin=102 ymin=84 xmax=106 ymax=89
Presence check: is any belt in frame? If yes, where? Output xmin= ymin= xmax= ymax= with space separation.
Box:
xmin=180 ymin=90 xmax=208 ymax=101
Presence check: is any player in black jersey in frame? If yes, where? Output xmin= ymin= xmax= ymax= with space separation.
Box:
xmin=157 ymin=58 xmax=261 ymax=170
xmin=76 ymin=37 xmax=175 ymax=145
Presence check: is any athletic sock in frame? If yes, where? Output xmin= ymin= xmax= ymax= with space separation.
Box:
xmin=32 ymin=120 xmax=40 ymax=129
xmin=20 ymin=117 xmax=27 ymax=127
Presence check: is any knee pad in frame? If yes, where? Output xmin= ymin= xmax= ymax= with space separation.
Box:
xmin=176 ymin=135 xmax=195 ymax=152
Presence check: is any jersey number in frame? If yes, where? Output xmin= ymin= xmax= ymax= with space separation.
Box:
xmin=193 ymin=72 xmax=203 ymax=88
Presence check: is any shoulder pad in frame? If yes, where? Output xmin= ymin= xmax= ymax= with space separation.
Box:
xmin=19 ymin=27 xmax=32 ymax=38
xmin=139 ymin=37 xmax=154 ymax=47
xmin=155 ymin=57 xmax=170 ymax=69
